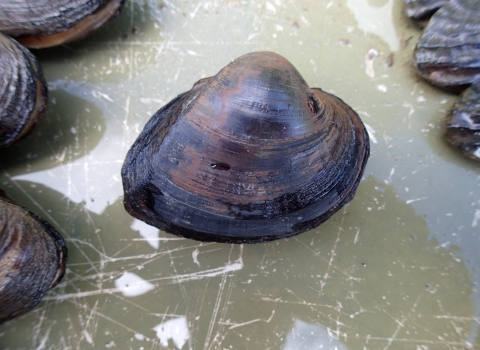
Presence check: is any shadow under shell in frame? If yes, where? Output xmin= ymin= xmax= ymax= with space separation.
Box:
xmin=121 ymin=51 xmax=370 ymax=243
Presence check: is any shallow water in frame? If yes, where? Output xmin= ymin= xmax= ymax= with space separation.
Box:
xmin=1 ymin=0 xmax=479 ymax=349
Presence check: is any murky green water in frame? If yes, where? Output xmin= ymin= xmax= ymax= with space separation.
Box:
xmin=1 ymin=0 xmax=479 ymax=349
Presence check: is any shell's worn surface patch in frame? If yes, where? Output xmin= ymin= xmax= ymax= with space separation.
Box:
xmin=122 ymin=51 xmax=370 ymax=243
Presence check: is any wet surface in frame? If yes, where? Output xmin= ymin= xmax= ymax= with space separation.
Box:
xmin=1 ymin=0 xmax=479 ymax=349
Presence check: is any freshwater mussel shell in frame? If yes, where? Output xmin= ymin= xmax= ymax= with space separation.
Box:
xmin=404 ymin=0 xmax=449 ymax=27
xmin=0 ymin=32 xmax=48 ymax=148
xmin=413 ymin=0 xmax=480 ymax=92
xmin=0 ymin=191 xmax=67 ymax=324
xmin=0 ymin=0 xmax=126 ymax=49
xmin=444 ymin=80 xmax=480 ymax=161
xmin=122 ymin=51 xmax=370 ymax=243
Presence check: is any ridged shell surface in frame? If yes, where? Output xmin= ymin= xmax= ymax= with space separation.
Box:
xmin=404 ymin=0 xmax=449 ymax=26
xmin=0 ymin=191 xmax=67 ymax=324
xmin=0 ymin=0 xmax=126 ymax=48
xmin=0 ymin=33 xmax=48 ymax=148
xmin=445 ymin=81 xmax=480 ymax=161
xmin=122 ymin=51 xmax=370 ymax=243
xmin=413 ymin=0 xmax=480 ymax=91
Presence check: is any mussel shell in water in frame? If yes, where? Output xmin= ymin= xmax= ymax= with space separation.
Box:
xmin=122 ymin=51 xmax=370 ymax=243
xmin=0 ymin=32 xmax=48 ymax=148
xmin=413 ymin=0 xmax=480 ymax=92
xmin=0 ymin=0 xmax=126 ymax=49
xmin=0 ymin=191 xmax=67 ymax=324
xmin=444 ymin=80 xmax=480 ymax=161
xmin=404 ymin=0 xmax=449 ymax=27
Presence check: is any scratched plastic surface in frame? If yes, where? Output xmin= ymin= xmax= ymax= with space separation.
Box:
xmin=0 ymin=0 xmax=479 ymax=349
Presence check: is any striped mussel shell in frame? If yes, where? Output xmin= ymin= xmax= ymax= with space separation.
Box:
xmin=403 ymin=0 xmax=449 ymax=27
xmin=0 ymin=190 xmax=67 ymax=324
xmin=413 ymin=0 xmax=480 ymax=92
xmin=0 ymin=0 xmax=126 ymax=49
xmin=445 ymin=80 xmax=480 ymax=161
xmin=0 ymin=32 xmax=48 ymax=148
xmin=121 ymin=51 xmax=370 ymax=243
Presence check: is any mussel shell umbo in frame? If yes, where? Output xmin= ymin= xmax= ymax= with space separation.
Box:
xmin=0 ymin=190 xmax=67 ymax=324
xmin=122 ymin=51 xmax=370 ymax=243
xmin=0 ymin=0 xmax=126 ymax=49
xmin=413 ymin=0 xmax=480 ymax=92
xmin=0 ymin=32 xmax=48 ymax=148
xmin=404 ymin=0 xmax=449 ymax=27
xmin=444 ymin=80 xmax=480 ymax=161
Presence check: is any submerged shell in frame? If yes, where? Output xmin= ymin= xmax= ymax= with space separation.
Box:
xmin=413 ymin=0 xmax=480 ymax=91
xmin=0 ymin=0 xmax=126 ymax=49
xmin=404 ymin=0 xmax=449 ymax=27
xmin=444 ymin=80 xmax=480 ymax=161
xmin=0 ymin=190 xmax=67 ymax=324
xmin=0 ymin=32 xmax=48 ymax=148
xmin=122 ymin=51 xmax=370 ymax=243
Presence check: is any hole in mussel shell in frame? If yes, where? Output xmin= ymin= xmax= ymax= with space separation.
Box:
xmin=307 ymin=96 xmax=319 ymax=115
xmin=210 ymin=162 xmax=231 ymax=171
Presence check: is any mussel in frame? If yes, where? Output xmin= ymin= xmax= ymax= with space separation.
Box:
xmin=404 ymin=0 xmax=449 ymax=27
xmin=413 ymin=0 xmax=480 ymax=92
xmin=0 ymin=190 xmax=67 ymax=324
xmin=0 ymin=32 xmax=48 ymax=148
xmin=444 ymin=80 xmax=480 ymax=161
xmin=0 ymin=0 xmax=126 ymax=49
xmin=122 ymin=51 xmax=370 ymax=243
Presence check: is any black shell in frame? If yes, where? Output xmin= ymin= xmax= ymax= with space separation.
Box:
xmin=444 ymin=80 xmax=480 ymax=161
xmin=413 ymin=0 xmax=480 ymax=91
xmin=0 ymin=191 xmax=67 ymax=324
xmin=0 ymin=32 xmax=48 ymax=148
xmin=122 ymin=52 xmax=370 ymax=243
xmin=0 ymin=0 xmax=126 ymax=49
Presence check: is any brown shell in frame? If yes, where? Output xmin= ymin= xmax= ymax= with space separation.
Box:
xmin=0 ymin=32 xmax=48 ymax=148
xmin=0 ymin=0 xmax=126 ymax=49
xmin=122 ymin=52 xmax=370 ymax=243
xmin=0 ymin=190 xmax=67 ymax=324
xmin=413 ymin=0 xmax=480 ymax=92
xmin=445 ymin=80 xmax=480 ymax=161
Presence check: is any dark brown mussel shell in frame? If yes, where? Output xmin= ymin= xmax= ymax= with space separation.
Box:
xmin=0 ymin=32 xmax=48 ymax=148
xmin=445 ymin=80 xmax=480 ymax=161
xmin=122 ymin=52 xmax=370 ymax=243
xmin=0 ymin=190 xmax=67 ymax=324
xmin=404 ymin=0 xmax=449 ymax=27
xmin=413 ymin=0 xmax=480 ymax=92
xmin=0 ymin=0 xmax=126 ymax=49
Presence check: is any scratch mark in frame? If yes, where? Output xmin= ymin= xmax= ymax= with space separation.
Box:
xmin=406 ymin=197 xmax=428 ymax=205
xmin=354 ymin=228 xmax=360 ymax=244
xmin=44 ymin=262 xmax=243 ymax=300
xmin=220 ymin=310 xmax=275 ymax=330
xmin=192 ymin=248 xmax=201 ymax=267
xmin=383 ymin=316 xmax=407 ymax=350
